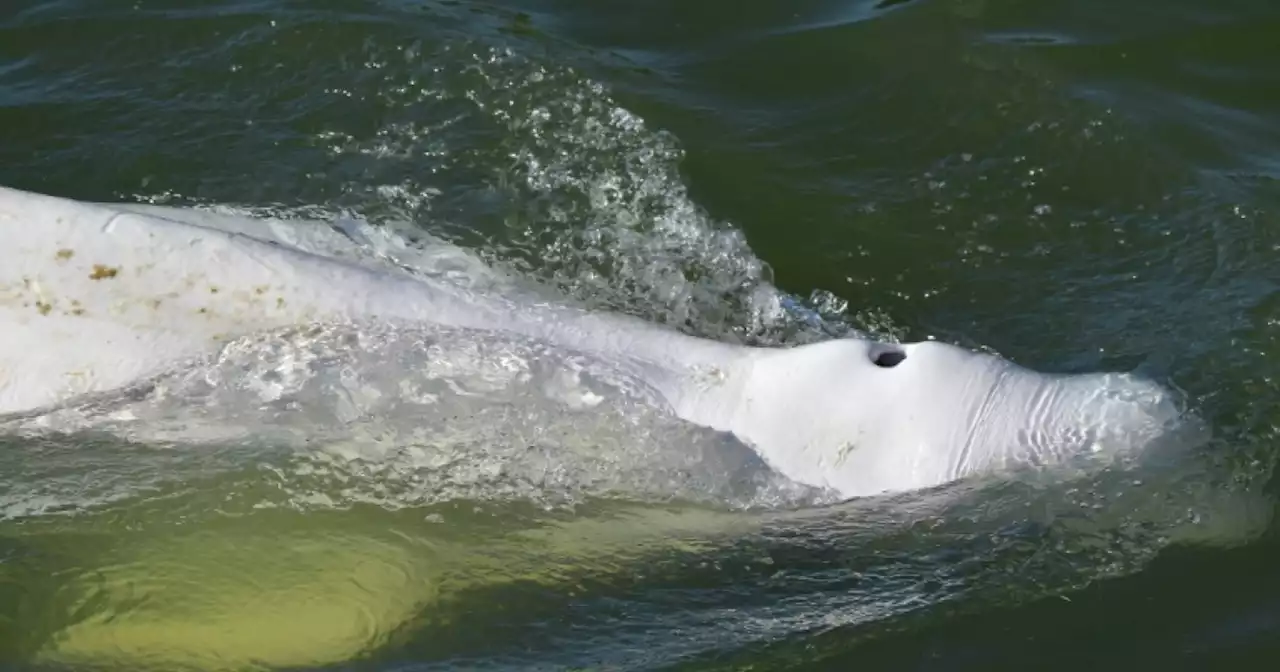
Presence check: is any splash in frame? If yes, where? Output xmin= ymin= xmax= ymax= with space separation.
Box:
xmin=304 ymin=42 xmax=868 ymax=344
xmin=2 ymin=322 xmax=827 ymax=520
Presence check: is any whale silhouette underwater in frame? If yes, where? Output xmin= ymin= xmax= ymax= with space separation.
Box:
xmin=0 ymin=184 xmax=1191 ymax=669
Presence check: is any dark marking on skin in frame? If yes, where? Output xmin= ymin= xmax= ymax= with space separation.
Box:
xmin=90 ymin=265 xmax=119 ymax=280
xmin=55 ymin=249 xmax=74 ymax=261
xmin=35 ymin=301 xmax=52 ymax=316
xmin=209 ymin=286 xmax=220 ymax=294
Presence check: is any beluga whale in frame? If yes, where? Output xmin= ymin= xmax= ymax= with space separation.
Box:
xmin=0 ymin=185 xmax=1184 ymax=499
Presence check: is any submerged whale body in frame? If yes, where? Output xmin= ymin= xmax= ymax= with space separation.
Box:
xmin=0 ymin=185 xmax=1183 ymax=499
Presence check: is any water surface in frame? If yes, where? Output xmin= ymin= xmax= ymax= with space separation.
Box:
xmin=2 ymin=0 xmax=1279 ymax=669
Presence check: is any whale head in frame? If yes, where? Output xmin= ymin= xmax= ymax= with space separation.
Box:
xmin=721 ymin=337 xmax=1184 ymax=499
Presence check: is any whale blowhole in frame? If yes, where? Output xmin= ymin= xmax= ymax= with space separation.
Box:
xmin=872 ymin=347 xmax=907 ymax=369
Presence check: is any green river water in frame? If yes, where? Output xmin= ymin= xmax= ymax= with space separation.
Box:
xmin=2 ymin=0 xmax=1280 ymax=670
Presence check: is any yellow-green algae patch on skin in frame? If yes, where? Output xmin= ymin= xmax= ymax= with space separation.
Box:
xmin=34 ymin=510 xmax=443 ymax=671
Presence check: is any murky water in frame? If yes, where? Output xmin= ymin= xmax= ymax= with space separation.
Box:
xmin=1 ymin=0 xmax=1279 ymax=669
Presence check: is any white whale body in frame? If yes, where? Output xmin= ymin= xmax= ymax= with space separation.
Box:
xmin=0 ymin=185 xmax=1182 ymax=498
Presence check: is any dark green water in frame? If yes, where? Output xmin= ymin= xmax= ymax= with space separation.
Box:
xmin=2 ymin=0 xmax=1280 ymax=670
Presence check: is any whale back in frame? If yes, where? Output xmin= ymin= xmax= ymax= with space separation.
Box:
xmin=0 ymin=187 xmax=494 ymax=414
xmin=0 ymin=187 xmax=739 ymax=417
